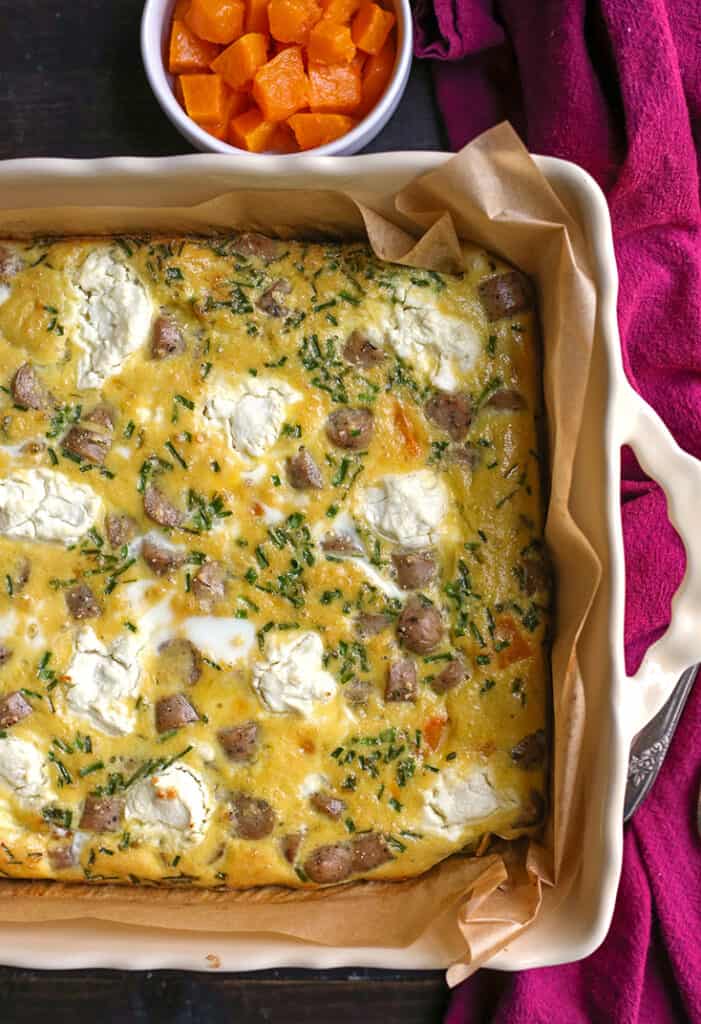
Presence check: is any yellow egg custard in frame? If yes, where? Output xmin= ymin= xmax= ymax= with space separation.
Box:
xmin=0 ymin=233 xmax=549 ymax=888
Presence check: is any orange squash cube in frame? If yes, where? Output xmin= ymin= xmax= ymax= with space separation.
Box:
xmin=186 ymin=0 xmax=246 ymax=43
xmin=307 ymin=19 xmax=356 ymax=62
xmin=174 ymin=0 xmax=192 ymax=17
xmin=307 ymin=57 xmax=361 ymax=112
xmin=211 ymin=32 xmax=269 ymax=89
xmin=357 ymin=35 xmax=394 ymax=115
xmin=269 ymin=121 xmax=300 ymax=152
xmin=197 ymin=89 xmax=250 ymax=138
xmin=245 ymin=0 xmax=270 ymax=32
xmin=180 ymin=73 xmax=228 ymax=123
xmin=320 ymin=0 xmax=361 ymax=21
xmin=252 ymin=46 xmax=309 ymax=121
xmin=288 ymin=111 xmax=355 ymax=148
xmin=229 ymin=107 xmax=278 ymax=150
xmin=268 ymin=0 xmax=322 ymax=44
xmin=168 ymin=19 xmax=220 ymax=74
xmin=351 ymin=1 xmax=395 ymax=54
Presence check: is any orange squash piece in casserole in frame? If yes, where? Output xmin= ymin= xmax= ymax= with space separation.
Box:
xmin=180 ymin=73 xmax=229 ymax=123
xmin=197 ymin=88 xmax=250 ymax=139
xmin=307 ymin=19 xmax=356 ymax=63
xmin=307 ymin=57 xmax=361 ymax=113
xmin=229 ymin=107 xmax=279 ymax=150
xmin=319 ymin=0 xmax=362 ymax=22
xmin=211 ymin=32 xmax=269 ymax=89
xmin=169 ymin=19 xmax=221 ymax=74
xmin=351 ymin=0 xmax=395 ymax=54
xmin=252 ymin=46 xmax=309 ymax=121
xmin=268 ymin=0 xmax=322 ymax=44
xmin=245 ymin=0 xmax=270 ymax=32
xmin=288 ymin=111 xmax=355 ymax=148
xmin=186 ymin=0 xmax=246 ymax=43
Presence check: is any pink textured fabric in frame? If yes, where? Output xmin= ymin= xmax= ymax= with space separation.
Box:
xmin=413 ymin=2 xmax=701 ymax=1020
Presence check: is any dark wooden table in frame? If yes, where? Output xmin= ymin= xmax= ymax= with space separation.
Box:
xmin=0 ymin=2 xmax=450 ymax=1020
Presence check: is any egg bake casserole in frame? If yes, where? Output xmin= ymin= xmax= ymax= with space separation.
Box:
xmin=0 ymin=233 xmax=549 ymax=888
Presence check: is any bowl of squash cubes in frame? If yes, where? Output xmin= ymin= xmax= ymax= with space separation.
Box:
xmin=141 ymin=0 xmax=412 ymax=154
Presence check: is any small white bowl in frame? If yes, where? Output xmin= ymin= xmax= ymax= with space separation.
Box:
xmin=141 ymin=0 xmax=413 ymax=156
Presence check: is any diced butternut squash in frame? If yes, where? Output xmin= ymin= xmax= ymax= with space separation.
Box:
xmin=252 ymin=46 xmax=309 ymax=121
xmin=186 ymin=0 xmax=245 ymax=43
xmin=269 ymin=122 xmax=300 ymax=152
xmin=168 ymin=19 xmax=220 ymax=74
xmin=423 ymin=714 xmax=448 ymax=752
xmin=199 ymin=88 xmax=251 ymax=139
xmin=174 ymin=0 xmax=192 ymax=18
xmin=268 ymin=0 xmax=322 ymax=44
xmin=307 ymin=57 xmax=361 ymax=113
xmin=320 ymin=0 xmax=362 ymax=22
xmin=307 ymin=20 xmax=356 ymax=63
xmin=288 ymin=111 xmax=355 ymax=148
xmin=229 ymin=107 xmax=278 ymax=151
xmin=180 ymin=73 xmax=228 ymax=123
xmin=351 ymin=1 xmax=395 ymax=54
xmin=495 ymin=615 xmax=533 ymax=669
xmin=211 ymin=32 xmax=269 ymax=89
xmin=357 ymin=35 xmax=394 ymax=115
xmin=245 ymin=0 xmax=270 ymax=32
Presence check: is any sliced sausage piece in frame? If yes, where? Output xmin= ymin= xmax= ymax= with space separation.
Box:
xmin=510 ymin=729 xmax=546 ymax=769
xmin=9 ymin=557 xmax=30 ymax=593
xmin=310 ymin=791 xmax=345 ymax=819
xmin=143 ymin=485 xmax=182 ymax=528
xmin=11 ymin=363 xmax=50 ymax=410
xmin=142 ymin=538 xmax=185 ymax=576
xmin=0 ymin=245 xmax=21 ymax=279
xmin=230 ymin=793 xmax=275 ymax=839
xmin=79 ymin=795 xmax=124 ymax=832
xmin=385 ymin=658 xmax=418 ymax=702
xmin=484 ymin=388 xmax=526 ymax=411
xmin=48 ymin=844 xmax=77 ymax=870
xmin=0 ymin=691 xmax=33 ymax=729
xmin=158 ymin=638 xmax=202 ymax=686
xmin=64 ymin=583 xmax=101 ymax=621
xmin=355 ymin=612 xmax=392 ymax=639
xmin=62 ymin=424 xmax=111 ymax=465
xmin=151 ymin=314 xmax=185 ymax=359
xmin=286 ymin=448 xmax=323 ymax=490
xmin=155 ymin=693 xmax=199 ymax=733
xmin=392 ymin=550 xmax=436 ymax=590
xmin=191 ymin=560 xmax=227 ymax=612
xmin=232 ymin=232 xmax=281 ymax=262
xmin=424 ymin=391 xmax=472 ymax=441
xmin=325 ymin=407 xmax=374 ymax=450
xmin=350 ymin=832 xmax=392 ymax=872
xmin=344 ymin=676 xmax=371 ymax=705
xmin=523 ymin=557 xmax=549 ymax=596
xmin=218 ymin=721 xmax=259 ymax=762
xmin=432 ymin=658 xmax=467 ymax=695
xmin=343 ymin=330 xmax=385 ymax=368
xmin=84 ymin=403 xmax=116 ymax=430
xmin=281 ymin=832 xmax=303 ymax=863
xmin=322 ymin=533 xmax=364 ymax=556
xmin=0 ymin=646 xmax=11 ymax=667
xmin=105 ymin=513 xmax=138 ymax=548
xmin=257 ymin=278 xmax=291 ymax=317
xmin=303 ymin=843 xmax=352 ymax=884
xmin=397 ymin=598 xmax=443 ymax=654
xmin=478 ymin=271 xmax=533 ymax=321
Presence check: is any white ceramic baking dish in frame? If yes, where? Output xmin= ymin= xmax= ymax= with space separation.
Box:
xmin=0 ymin=151 xmax=699 ymax=973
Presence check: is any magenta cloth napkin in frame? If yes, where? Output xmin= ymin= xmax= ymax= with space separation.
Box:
xmin=413 ymin=1 xmax=701 ymax=1020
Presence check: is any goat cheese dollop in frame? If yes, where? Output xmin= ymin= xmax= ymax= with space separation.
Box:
xmin=0 ymin=736 xmax=49 ymax=802
xmin=252 ymin=631 xmax=337 ymax=715
xmin=358 ymin=469 xmax=448 ymax=549
xmin=65 ymin=628 xmax=143 ymax=736
xmin=203 ymin=377 xmax=299 ymax=457
xmin=422 ymin=769 xmax=514 ymax=840
xmin=125 ymin=764 xmax=212 ymax=842
xmin=0 ymin=468 xmax=101 ymax=545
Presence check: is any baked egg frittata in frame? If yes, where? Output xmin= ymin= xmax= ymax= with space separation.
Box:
xmin=0 ymin=234 xmax=549 ymax=887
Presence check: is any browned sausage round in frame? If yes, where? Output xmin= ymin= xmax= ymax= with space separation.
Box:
xmin=157 ymin=638 xmax=202 ymax=686
xmin=79 ymin=795 xmax=124 ymax=832
xmin=0 ymin=245 xmax=21 ymax=279
xmin=0 ymin=691 xmax=33 ymax=729
xmin=65 ymin=583 xmax=101 ymax=621
xmin=522 ymin=557 xmax=548 ymax=595
xmin=48 ymin=844 xmax=77 ymax=870
xmin=397 ymin=598 xmax=443 ymax=654
xmin=392 ymin=550 xmax=436 ymax=590
xmin=257 ymin=278 xmax=291 ymax=317
xmin=350 ymin=833 xmax=392 ymax=872
xmin=281 ymin=832 xmax=303 ymax=863
xmin=11 ymin=363 xmax=50 ymax=410
xmin=322 ymin=533 xmax=363 ymax=556
xmin=303 ymin=842 xmax=353 ymax=884
xmin=385 ymin=658 xmax=418 ymax=702
xmin=431 ymin=658 xmax=467 ymax=694
xmin=343 ymin=330 xmax=385 ymax=368
xmin=155 ymin=694 xmax=199 ymax=733
xmin=191 ymin=560 xmax=227 ymax=612
xmin=232 ymin=232 xmax=281 ymax=262
xmin=143 ymin=485 xmax=182 ymax=528
xmin=424 ymin=391 xmax=472 ymax=441
xmin=510 ymin=729 xmax=546 ymax=769
xmin=0 ymin=645 xmax=12 ymax=666
xmin=230 ymin=793 xmax=275 ymax=839
xmin=325 ymin=407 xmax=374 ymax=450
xmin=478 ymin=271 xmax=533 ymax=321
xmin=287 ymin=448 xmax=323 ymax=490
xmin=151 ymin=314 xmax=185 ymax=360
xmin=84 ymin=403 xmax=116 ymax=430
xmin=310 ymin=791 xmax=345 ymax=819
xmin=142 ymin=538 xmax=185 ymax=576
xmin=355 ymin=612 xmax=392 ymax=639
xmin=484 ymin=388 xmax=526 ymax=411
xmin=62 ymin=424 xmax=112 ymax=465
xmin=218 ymin=721 xmax=260 ymax=762
xmin=105 ymin=513 xmax=138 ymax=548
xmin=343 ymin=676 xmax=371 ymax=705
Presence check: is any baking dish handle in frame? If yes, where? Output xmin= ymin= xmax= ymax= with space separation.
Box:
xmin=619 ymin=390 xmax=701 ymax=737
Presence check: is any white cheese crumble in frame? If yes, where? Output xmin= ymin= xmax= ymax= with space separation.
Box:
xmin=0 ymin=282 xmax=11 ymax=306
xmin=72 ymin=249 xmax=153 ymax=389
xmin=203 ymin=377 xmax=299 ymax=457
xmin=422 ymin=769 xmax=515 ymax=840
xmin=0 ymin=468 xmax=101 ymax=545
xmin=183 ymin=615 xmax=255 ymax=665
xmin=0 ymin=737 xmax=49 ymax=801
xmin=299 ymin=772 xmax=330 ymax=798
xmin=252 ymin=631 xmax=337 ymax=715
xmin=358 ymin=470 xmax=448 ymax=549
xmin=125 ymin=764 xmax=211 ymax=842
xmin=65 ymin=628 xmax=143 ymax=736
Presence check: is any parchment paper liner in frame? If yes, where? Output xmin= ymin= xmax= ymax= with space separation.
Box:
xmin=0 ymin=123 xmax=601 ymax=980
